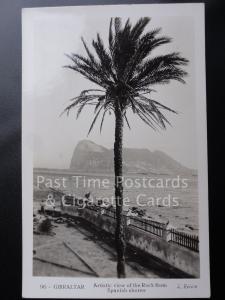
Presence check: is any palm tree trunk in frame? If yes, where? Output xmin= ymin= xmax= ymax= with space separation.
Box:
xmin=114 ymin=101 xmax=126 ymax=278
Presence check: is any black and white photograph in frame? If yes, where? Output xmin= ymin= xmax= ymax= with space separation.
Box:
xmin=22 ymin=3 xmax=210 ymax=298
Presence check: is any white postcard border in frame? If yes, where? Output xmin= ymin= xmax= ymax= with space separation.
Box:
xmin=22 ymin=3 xmax=210 ymax=298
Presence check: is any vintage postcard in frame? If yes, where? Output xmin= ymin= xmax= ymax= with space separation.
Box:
xmin=22 ymin=3 xmax=210 ymax=298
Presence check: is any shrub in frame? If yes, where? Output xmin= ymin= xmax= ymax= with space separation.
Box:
xmin=39 ymin=218 xmax=52 ymax=233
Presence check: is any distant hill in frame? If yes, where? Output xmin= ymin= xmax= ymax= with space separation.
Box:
xmin=70 ymin=140 xmax=196 ymax=175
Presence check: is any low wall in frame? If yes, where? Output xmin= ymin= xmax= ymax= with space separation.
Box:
xmin=61 ymin=206 xmax=200 ymax=278
xmin=79 ymin=208 xmax=116 ymax=234
xmin=126 ymin=226 xmax=199 ymax=277
xmin=62 ymin=205 xmax=80 ymax=217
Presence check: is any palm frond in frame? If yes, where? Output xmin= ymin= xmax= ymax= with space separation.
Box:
xmin=132 ymin=52 xmax=188 ymax=87
xmin=124 ymin=112 xmax=131 ymax=129
xmin=109 ymin=18 xmax=114 ymax=54
xmin=81 ymin=37 xmax=98 ymax=67
xmin=63 ymin=17 xmax=188 ymax=134
xmin=80 ymin=89 xmax=104 ymax=95
xmin=100 ymin=109 xmax=109 ymax=132
xmin=114 ymin=17 xmax=122 ymax=37
xmin=134 ymin=100 xmax=165 ymax=129
xmin=92 ymin=33 xmax=116 ymax=80
xmin=135 ymin=107 xmax=157 ymax=130
xmin=61 ymin=94 xmax=102 ymax=116
xmin=138 ymin=94 xmax=177 ymax=114
xmin=87 ymin=104 xmax=105 ymax=136
xmin=94 ymin=96 xmax=105 ymax=113
xmin=130 ymin=17 xmax=151 ymax=40
xmin=124 ymin=30 xmax=171 ymax=81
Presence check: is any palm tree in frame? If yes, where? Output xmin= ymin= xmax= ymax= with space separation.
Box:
xmin=63 ymin=17 xmax=188 ymax=278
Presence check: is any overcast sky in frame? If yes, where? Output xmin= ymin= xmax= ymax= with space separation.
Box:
xmin=23 ymin=4 xmax=198 ymax=169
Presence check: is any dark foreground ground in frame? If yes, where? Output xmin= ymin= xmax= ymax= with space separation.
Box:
xmin=33 ymin=213 xmax=191 ymax=278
